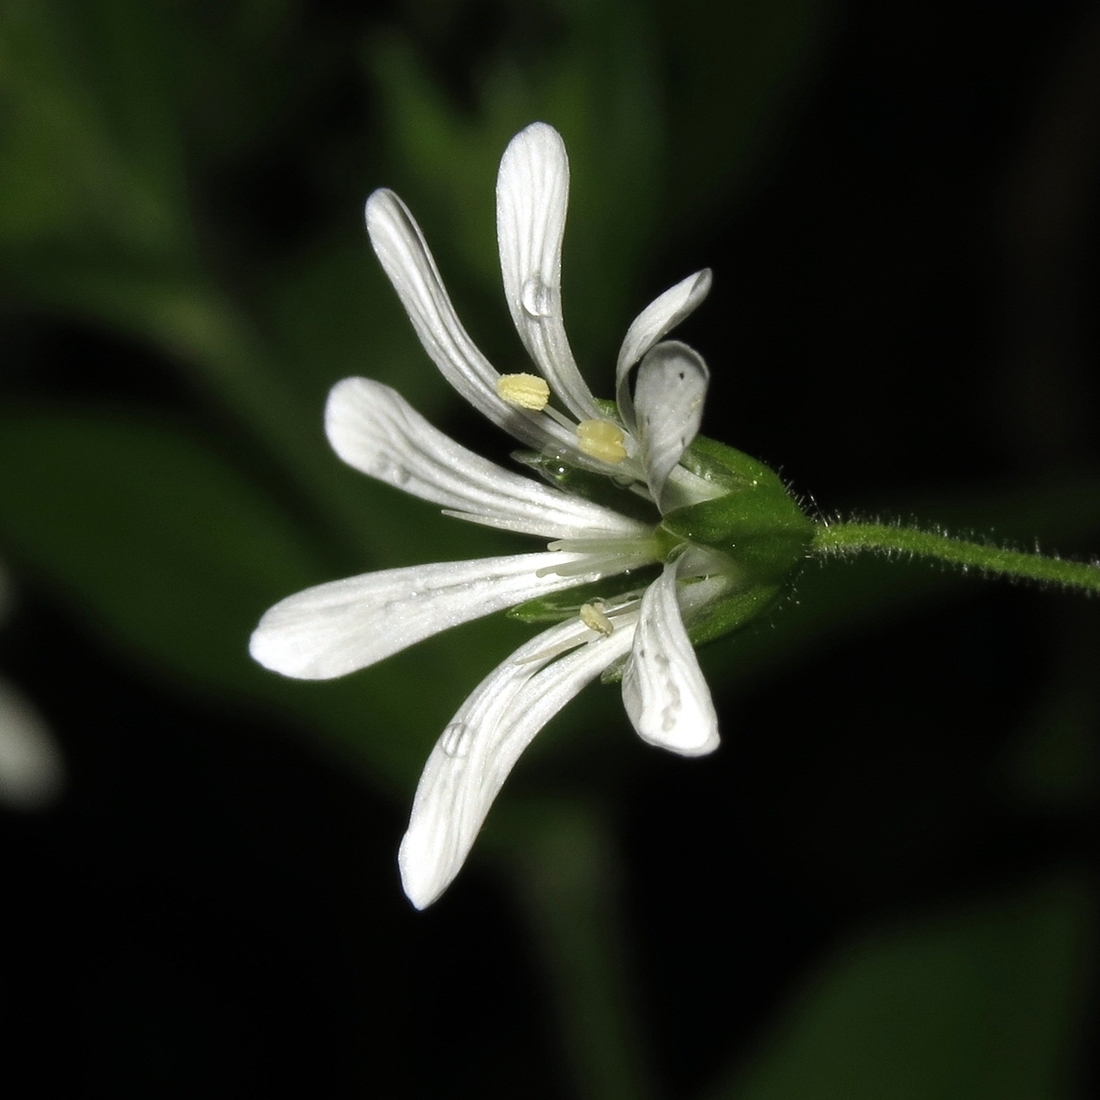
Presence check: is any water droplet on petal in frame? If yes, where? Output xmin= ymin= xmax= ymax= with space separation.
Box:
xmin=521 ymin=276 xmax=554 ymax=319
xmin=440 ymin=722 xmax=472 ymax=758
xmin=393 ymin=465 xmax=411 ymax=486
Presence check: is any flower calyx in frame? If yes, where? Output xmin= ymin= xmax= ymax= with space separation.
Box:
xmin=659 ymin=436 xmax=814 ymax=643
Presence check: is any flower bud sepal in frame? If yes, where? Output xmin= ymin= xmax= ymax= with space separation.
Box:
xmin=655 ymin=436 xmax=813 ymax=647
xmin=663 ymin=437 xmax=813 ymax=583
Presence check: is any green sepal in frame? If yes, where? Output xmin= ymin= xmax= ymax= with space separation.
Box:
xmin=686 ymin=582 xmax=787 ymax=647
xmin=507 ymin=565 xmax=662 ymax=624
xmin=662 ymin=436 xmax=814 ymax=586
xmin=600 ymin=656 xmax=629 ymax=685
xmin=599 ymin=579 xmax=789 ymax=685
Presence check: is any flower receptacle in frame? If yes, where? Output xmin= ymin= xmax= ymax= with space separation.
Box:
xmin=661 ymin=436 xmax=813 ymax=587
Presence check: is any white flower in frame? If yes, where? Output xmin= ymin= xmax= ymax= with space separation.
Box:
xmin=0 ymin=561 xmax=65 ymax=811
xmin=250 ymin=122 xmax=736 ymax=908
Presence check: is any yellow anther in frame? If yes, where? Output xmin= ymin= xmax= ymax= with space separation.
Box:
xmin=497 ymin=373 xmax=550 ymax=411
xmin=580 ymin=601 xmax=615 ymax=637
xmin=576 ymin=419 xmax=627 ymax=464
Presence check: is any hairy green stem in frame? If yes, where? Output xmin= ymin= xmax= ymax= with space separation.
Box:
xmin=813 ymin=522 xmax=1100 ymax=594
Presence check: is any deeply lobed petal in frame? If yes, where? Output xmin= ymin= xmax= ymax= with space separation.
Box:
xmin=496 ymin=122 xmax=603 ymax=424
xmin=399 ymin=612 xmax=636 ymax=908
xmin=325 ymin=377 xmax=649 ymax=540
xmin=632 ymin=341 xmax=709 ymax=507
xmin=621 ymin=561 xmax=719 ymax=757
xmin=249 ymin=552 xmax=640 ymax=681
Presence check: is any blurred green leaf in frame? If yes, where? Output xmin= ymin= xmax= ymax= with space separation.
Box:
xmin=265 ymin=241 xmax=459 ymax=426
xmin=0 ymin=410 xmax=329 ymax=694
xmin=0 ymin=0 xmax=393 ymax=523
xmin=708 ymin=874 xmax=1093 ymax=1100
xmin=1 ymin=259 xmax=428 ymax=558
xmin=494 ymin=798 xmax=656 ymax=1100
xmin=0 ymin=0 xmax=187 ymax=256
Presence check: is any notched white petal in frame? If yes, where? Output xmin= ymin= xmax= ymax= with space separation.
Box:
xmin=249 ymin=552 xmax=619 ymax=681
xmin=621 ymin=563 xmax=719 ymax=757
xmin=325 ymin=377 xmax=649 ymax=540
xmin=633 ymin=341 xmax=709 ymax=507
xmin=496 ymin=122 xmax=602 ymax=423
xmin=399 ymin=615 xmax=635 ymax=908
xmin=616 ymin=269 xmax=712 ymax=425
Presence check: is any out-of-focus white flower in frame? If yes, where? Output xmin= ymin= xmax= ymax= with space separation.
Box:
xmin=0 ymin=680 xmax=64 ymax=811
xmin=0 ymin=562 xmax=64 ymax=811
xmin=251 ymin=123 xmax=737 ymax=908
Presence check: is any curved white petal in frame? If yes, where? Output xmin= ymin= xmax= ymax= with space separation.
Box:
xmin=621 ymin=562 xmax=719 ymax=757
xmin=399 ymin=613 xmax=636 ymax=908
xmin=496 ymin=123 xmax=603 ymax=423
xmin=325 ymin=377 xmax=648 ymax=540
xmin=366 ymin=188 xmax=578 ymax=456
xmin=615 ymin=269 xmax=712 ymax=425
xmin=250 ymin=552 xmax=627 ymax=681
xmin=632 ymin=341 xmax=709 ymax=507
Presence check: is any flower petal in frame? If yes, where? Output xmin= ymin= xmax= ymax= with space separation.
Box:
xmin=366 ymin=188 xmax=578 ymax=456
xmin=325 ymin=377 xmax=648 ymax=540
xmin=632 ymin=341 xmax=709 ymax=506
xmin=399 ymin=614 xmax=635 ymax=908
xmin=496 ymin=122 xmax=603 ymax=423
xmin=621 ymin=562 xmax=719 ymax=757
xmin=615 ymin=269 xmax=712 ymax=426
xmin=249 ymin=552 xmax=626 ymax=681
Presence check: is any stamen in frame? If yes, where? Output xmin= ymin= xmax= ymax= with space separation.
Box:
xmin=579 ymin=601 xmax=615 ymax=637
xmin=497 ymin=373 xmax=550 ymax=411
xmin=576 ymin=419 xmax=627 ymax=464
xmin=536 ymin=556 xmax=618 ymax=579
xmin=547 ymin=536 xmax=659 ymax=557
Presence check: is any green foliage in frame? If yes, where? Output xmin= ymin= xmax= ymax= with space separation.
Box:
xmin=0 ymin=0 xmax=187 ymax=257
xmin=0 ymin=411 xmax=324 ymax=693
xmin=709 ymin=875 xmax=1092 ymax=1100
